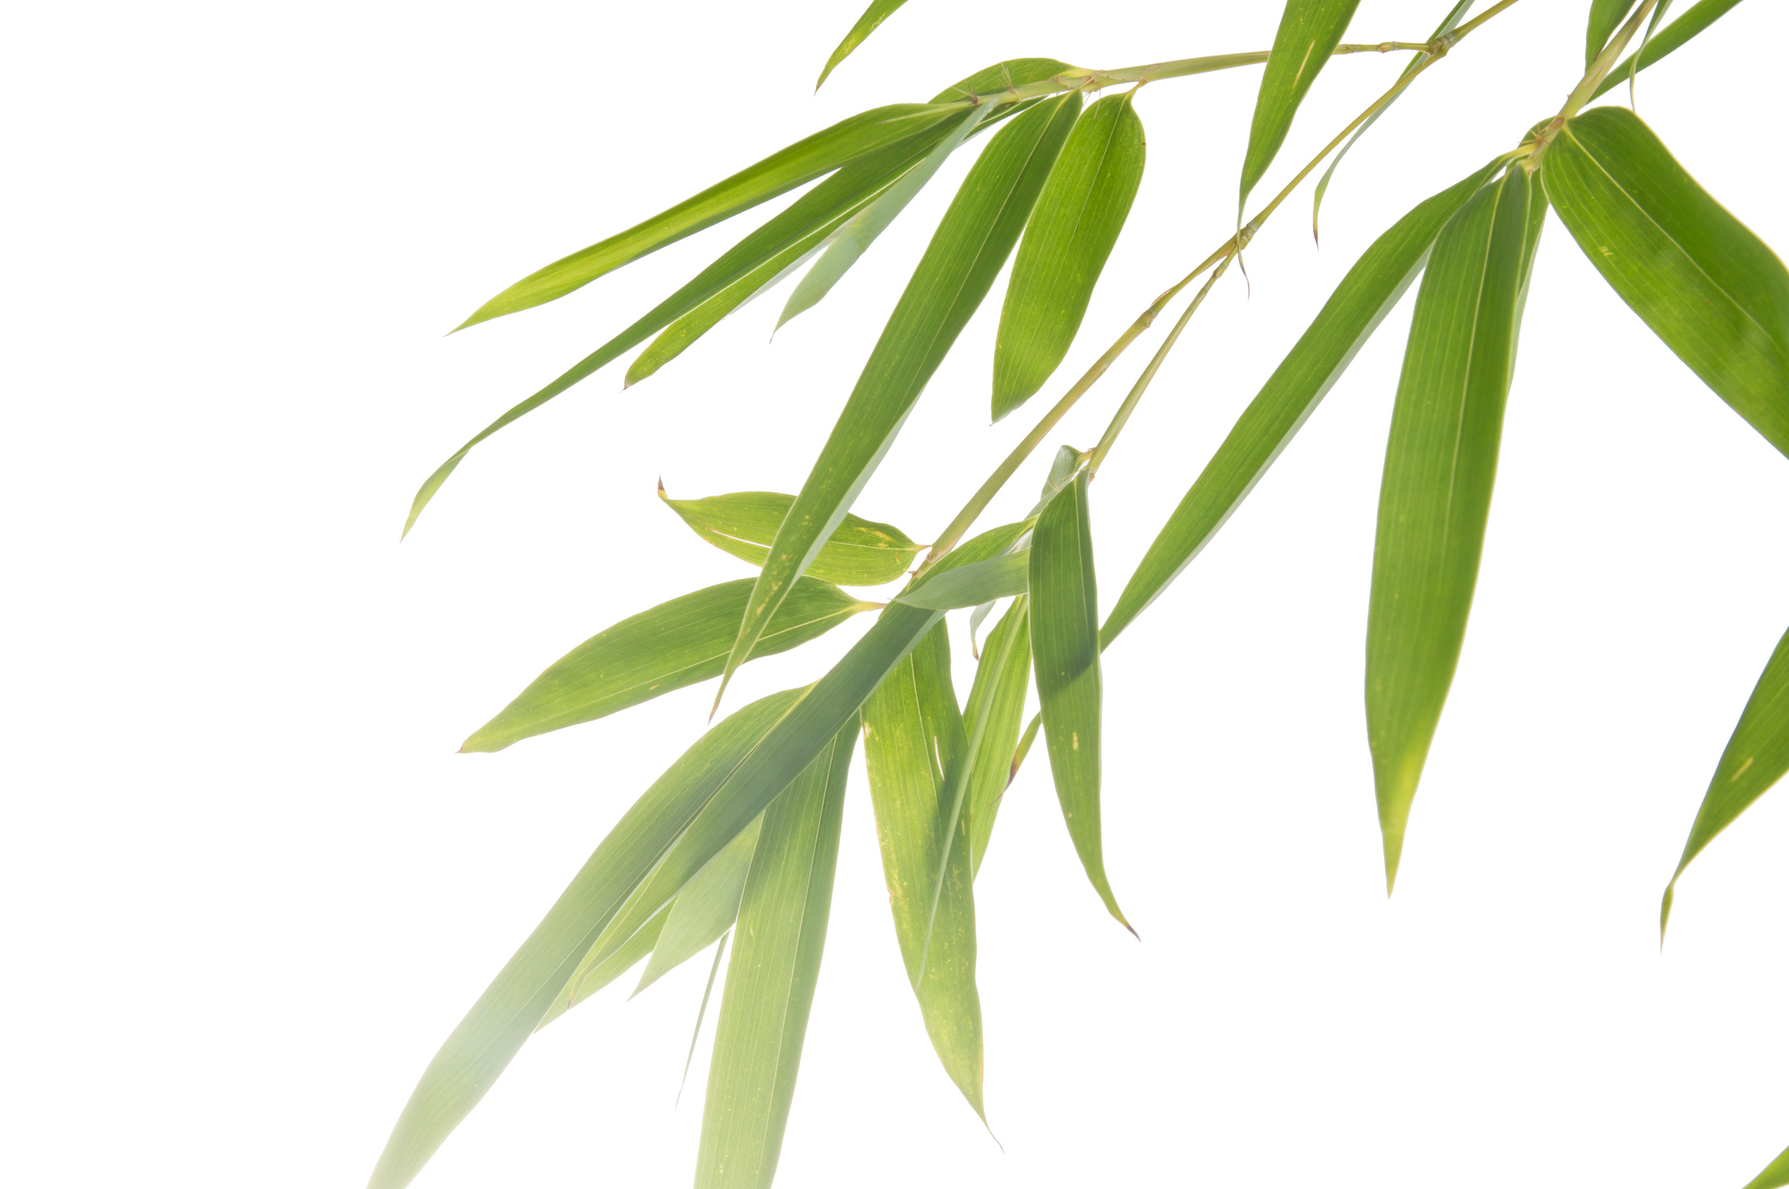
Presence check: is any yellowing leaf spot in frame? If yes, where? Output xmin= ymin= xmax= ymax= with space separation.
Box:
xmin=1071 ymin=731 xmax=1079 ymax=751
xmin=1599 ymin=245 xmax=1614 ymax=257
xmin=1731 ymin=756 xmax=1755 ymax=782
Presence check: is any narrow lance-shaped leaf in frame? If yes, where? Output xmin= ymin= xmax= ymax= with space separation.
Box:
xmin=994 ymin=92 xmax=1147 ymax=419
xmin=1239 ymin=0 xmax=1362 ymax=211
xmin=860 ymin=623 xmax=985 ymax=1116
xmin=367 ymin=687 xmax=807 ymax=1189
xmin=815 ymin=0 xmax=911 ymax=91
xmin=963 ymin=597 xmax=1032 ymax=875
xmin=1741 ymin=1141 xmax=1789 ymax=1189
xmin=779 ymin=104 xmax=986 ymax=330
xmin=1542 ymin=106 xmax=1789 ymax=458
xmin=1589 ymin=0 xmax=1747 ymax=99
xmin=714 ymin=92 xmax=1083 ymax=712
xmin=894 ymin=551 xmax=1028 ymax=610
xmin=1031 ymin=470 xmax=1129 ymax=930
xmin=1587 ymin=0 xmax=1641 ymax=64
xmin=1366 ymin=164 xmax=1546 ymax=891
xmin=533 ymin=903 xmax=669 ymax=1029
xmin=693 ymin=715 xmax=856 ymax=1189
xmin=461 ymin=577 xmax=870 ymax=754
xmin=1661 ymin=622 xmax=1789 ymax=933
xmin=633 ymin=816 xmax=763 ymax=996
xmin=1105 ymin=161 xmax=1501 ymax=646
xmin=659 ymin=486 xmax=922 ymax=587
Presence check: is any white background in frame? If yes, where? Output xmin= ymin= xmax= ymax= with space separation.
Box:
xmin=5 ymin=2 xmax=1788 ymax=1186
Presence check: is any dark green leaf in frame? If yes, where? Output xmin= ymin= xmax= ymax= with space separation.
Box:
xmin=1030 ymin=470 xmax=1128 ymax=930
xmin=693 ymin=716 xmax=855 ymax=1189
xmin=1239 ymin=0 xmax=1362 ymax=210
xmin=1366 ymin=165 xmax=1546 ymax=891
xmin=1587 ymin=0 xmax=1641 ymax=64
xmin=1104 ymin=161 xmax=1500 ymax=647
xmin=461 ymin=578 xmax=869 ymax=754
xmin=994 ymin=93 xmax=1147 ymax=419
xmin=1742 ymin=1141 xmax=1789 ymax=1189
xmin=1589 ymin=0 xmax=1746 ymax=98
xmin=659 ymin=487 xmax=922 ymax=587
xmin=895 ymin=551 xmax=1029 ymax=610
xmin=860 ymin=624 xmax=984 ymax=1115
xmin=367 ymin=687 xmax=807 ymax=1189
xmin=633 ymin=817 xmax=761 ymax=996
xmin=816 ymin=0 xmax=911 ymax=91
xmin=1543 ymin=106 xmax=1789 ymax=457
xmin=715 ymin=93 xmax=1083 ymax=711
xmin=962 ymin=598 xmax=1032 ymax=875
xmin=1661 ymin=623 xmax=1789 ymax=932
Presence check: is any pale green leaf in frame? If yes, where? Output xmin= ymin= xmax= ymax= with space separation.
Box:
xmin=895 ymin=551 xmax=1028 ymax=610
xmin=659 ymin=487 xmax=922 ymax=587
xmin=1589 ymin=0 xmax=1747 ymax=98
xmin=1239 ymin=0 xmax=1362 ymax=210
xmin=534 ymin=903 xmax=669 ymax=1029
xmin=929 ymin=59 xmax=1075 ymax=105
xmin=962 ymin=598 xmax=1032 ymax=874
xmin=816 ymin=0 xmax=911 ymax=91
xmin=677 ymin=934 xmax=729 ymax=1106
xmin=634 ymin=817 xmax=762 ymax=996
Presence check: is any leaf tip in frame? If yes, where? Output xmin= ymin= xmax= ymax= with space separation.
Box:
xmin=1659 ymin=882 xmax=1677 ymax=946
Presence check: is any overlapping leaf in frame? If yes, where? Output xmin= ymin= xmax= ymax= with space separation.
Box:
xmin=994 ymin=92 xmax=1146 ymax=419
xmin=1661 ymin=623 xmax=1789 ymax=931
xmin=1542 ymin=106 xmax=1789 ymax=458
xmin=694 ymin=716 xmax=855 ymax=1189
xmin=894 ymin=551 xmax=1029 ymax=610
xmin=461 ymin=577 xmax=869 ymax=753
xmin=1587 ymin=0 xmax=1642 ymax=64
xmin=715 ymin=93 xmax=1083 ymax=711
xmin=1365 ymin=165 xmax=1546 ymax=890
xmin=962 ymin=598 xmax=1032 ymax=874
xmin=634 ymin=816 xmax=762 ymax=995
xmin=660 ymin=487 xmax=922 ymax=586
xmin=816 ymin=0 xmax=912 ymax=90
xmin=535 ymin=903 xmax=669 ymax=1028
xmin=1589 ymin=0 xmax=1747 ymax=98
xmin=1239 ymin=0 xmax=1362 ymax=210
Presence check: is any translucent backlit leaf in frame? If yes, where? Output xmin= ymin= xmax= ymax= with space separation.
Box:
xmin=659 ymin=487 xmax=922 ymax=587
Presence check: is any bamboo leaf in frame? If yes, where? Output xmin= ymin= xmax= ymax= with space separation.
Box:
xmin=895 ymin=551 xmax=1029 ymax=610
xmin=1366 ymin=165 xmax=1547 ymax=892
xmin=1742 ymin=1141 xmax=1789 ymax=1189
xmin=1031 ymin=470 xmax=1128 ymax=930
xmin=930 ymin=59 xmax=1075 ymax=105
xmin=1661 ymin=623 xmax=1789 ymax=932
xmin=714 ymin=93 xmax=1083 ymax=712
xmin=461 ymin=578 xmax=870 ymax=754
xmin=994 ymin=93 xmax=1147 ymax=419
xmin=1589 ymin=0 xmax=1747 ymax=99
xmin=659 ymin=487 xmax=923 ymax=587
xmin=816 ymin=0 xmax=911 ymax=91
xmin=693 ymin=716 xmax=856 ymax=1189
xmin=367 ymin=687 xmax=808 ymax=1189
xmin=1239 ymin=0 xmax=1362 ymax=210
xmin=779 ymin=104 xmax=987 ymax=330
xmin=1587 ymin=0 xmax=1642 ymax=64
xmin=677 ymin=934 xmax=729 ymax=1106
xmin=633 ymin=817 xmax=763 ymax=996
xmin=533 ymin=903 xmax=669 ymax=1029
xmin=860 ymin=623 xmax=984 ymax=1115
xmin=962 ymin=598 xmax=1032 ymax=875
xmin=1542 ymin=106 xmax=1789 ymax=458
xmin=1105 ymin=161 xmax=1500 ymax=646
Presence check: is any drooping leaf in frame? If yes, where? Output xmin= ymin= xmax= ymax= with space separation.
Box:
xmin=1104 ymin=161 xmax=1500 ymax=646
xmin=1542 ymin=106 xmax=1789 ymax=458
xmin=1661 ymin=622 xmax=1789 ymax=932
xmin=634 ymin=816 xmax=762 ymax=996
xmin=1031 ymin=470 xmax=1128 ymax=930
xmin=1587 ymin=0 xmax=1641 ymax=64
xmin=1741 ymin=1141 xmax=1789 ymax=1189
xmin=895 ymin=551 xmax=1029 ymax=610
xmin=714 ymin=93 xmax=1083 ymax=711
xmin=860 ymin=624 xmax=984 ymax=1115
xmin=693 ymin=716 xmax=855 ymax=1189
xmin=994 ymin=92 xmax=1147 ymax=419
xmin=816 ymin=0 xmax=912 ymax=91
xmin=534 ymin=903 xmax=669 ymax=1028
xmin=1589 ymin=0 xmax=1747 ymax=98
xmin=1366 ymin=165 xmax=1547 ymax=891
xmin=962 ymin=598 xmax=1032 ymax=874
xmin=659 ymin=487 xmax=922 ymax=587
xmin=1239 ymin=0 xmax=1363 ymax=210
xmin=461 ymin=578 xmax=869 ymax=754
xmin=779 ymin=104 xmax=987 ymax=329
xmin=1311 ymin=0 xmax=1472 ymax=243
xmin=367 ymin=687 xmax=807 ymax=1189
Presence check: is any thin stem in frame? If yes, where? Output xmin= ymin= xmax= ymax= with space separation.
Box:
xmin=1526 ymin=0 xmax=1657 ymax=168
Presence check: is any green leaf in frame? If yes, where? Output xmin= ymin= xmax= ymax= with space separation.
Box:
xmin=930 ymin=59 xmax=1075 ymax=105
xmin=534 ymin=903 xmax=670 ymax=1029
xmin=677 ymin=934 xmax=729 ymax=1106
xmin=994 ymin=92 xmax=1147 ymax=419
xmin=779 ymin=105 xmax=987 ymax=331
xmin=962 ymin=598 xmax=1032 ymax=875
xmin=1239 ymin=0 xmax=1362 ymax=210
xmin=633 ymin=816 xmax=762 ymax=996
xmin=1104 ymin=161 xmax=1500 ymax=647
xmin=1311 ymin=0 xmax=1472 ymax=244
xmin=1542 ymin=106 xmax=1789 ymax=458
xmin=456 ymin=104 xmax=960 ymax=330
xmin=895 ymin=551 xmax=1029 ymax=610
xmin=367 ymin=687 xmax=808 ymax=1189
xmin=1742 ymin=1141 xmax=1789 ymax=1189
xmin=860 ymin=623 xmax=985 ymax=1115
xmin=1661 ymin=622 xmax=1789 ymax=932
xmin=1366 ymin=165 xmax=1547 ymax=891
xmin=1587 ymin=0 xmax=1641 ymax=64
xmin=659 ymin=487 xmax=923 ymax=587
xmin=460 ymin=577 xmax=869 ymax=754
xmin=714 ymin=92 xmax=1083 ymax=712
xmin=816 ymin=0 xmax=911 ymax=90
xmin=1030 ymin=470 xmax=1128 ymax=931
xmin=1589 ymin=0 xmax=1747 ymax=99
xmin=693 ymin=715 xmax=855 ymax=1189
